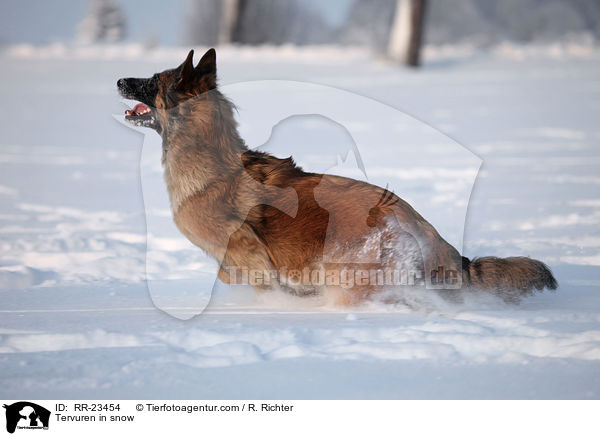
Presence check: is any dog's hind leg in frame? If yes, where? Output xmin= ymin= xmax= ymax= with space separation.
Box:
xmin=386 ymin=201 xmax=463 ymax=289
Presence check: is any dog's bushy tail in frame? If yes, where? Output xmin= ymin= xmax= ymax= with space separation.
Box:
xmin=462 ymin=256 xmax=557 ymax=302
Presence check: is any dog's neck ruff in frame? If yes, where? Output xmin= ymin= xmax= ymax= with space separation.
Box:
xmin=160 ymin=94 xmax=247 ymax=215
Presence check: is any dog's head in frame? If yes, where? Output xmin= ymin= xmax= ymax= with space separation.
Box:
xmin=117 ymin=48 xmax=217 ymax=132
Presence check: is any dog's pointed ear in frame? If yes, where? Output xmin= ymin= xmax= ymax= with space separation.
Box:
xmin=175 ymin=49 xmax=195 ymax=91
xmin=175 ymin=48 xmax=217 ymax=94
xmin=196 ymin=48 xmax=216 ymax=75
xmin=180 ymin=49 xmax=195 ymax=78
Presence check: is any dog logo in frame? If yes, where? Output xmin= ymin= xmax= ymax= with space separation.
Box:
xmin=3 ymin=402 xmax=50 ymax=434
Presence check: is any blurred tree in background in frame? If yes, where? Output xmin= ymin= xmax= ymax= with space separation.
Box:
xmin=77 ymin=0 xmax=126 ymax=43
xmin=185 ymin=0 xmax=332 ymax=47
xmin=388 ymin=0 xmax=427 ymax=66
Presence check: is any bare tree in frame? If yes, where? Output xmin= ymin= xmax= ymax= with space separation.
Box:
xmin=77 ymin=0 xmax=126 ymax=44
xmin=219 ymin=0 xmax=243 ymax=45
xmin=186 ymin=0 xmax=334 ymax=46
xmin=388 ymin=0 xmax=427 ymax=67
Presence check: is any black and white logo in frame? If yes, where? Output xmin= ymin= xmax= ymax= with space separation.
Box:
xmin=3 ymin=402 xmax=50 ymax=434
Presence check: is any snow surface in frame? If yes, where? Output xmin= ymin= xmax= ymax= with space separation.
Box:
xmin=1 ymin=44 xmax=599 ymax=399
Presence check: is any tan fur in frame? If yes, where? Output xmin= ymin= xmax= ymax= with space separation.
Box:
xmin=119 ymin=49 xmax=558 ymax=304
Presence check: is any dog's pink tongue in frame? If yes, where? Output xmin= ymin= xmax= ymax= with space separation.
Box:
xmin=125 ymin=103 xmax=150 ymax=116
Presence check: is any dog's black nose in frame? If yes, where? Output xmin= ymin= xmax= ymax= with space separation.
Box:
xmin=117 ymin=78 xmax=125 ymax=88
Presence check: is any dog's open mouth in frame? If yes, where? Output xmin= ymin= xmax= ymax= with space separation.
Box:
xmin=125 ymin=103 xmax=152 ymax=117
xmin=124 ymin=102 xmax=157 ymax=129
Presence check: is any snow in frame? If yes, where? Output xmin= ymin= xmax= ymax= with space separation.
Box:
xmin=1 ymin=44 xmax=600 ymax=399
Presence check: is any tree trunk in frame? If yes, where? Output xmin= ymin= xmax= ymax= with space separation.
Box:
xmin=388 ymin=0 xmax=427 ymax=67
xmin=217 ymin=0 xmax=241 ymax=45
xmin=230 ymin=0 xmax=248 ymax=44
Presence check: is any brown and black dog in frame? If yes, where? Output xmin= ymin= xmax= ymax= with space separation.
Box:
xmin=117 ymin=48 xmax=557 ymax=304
